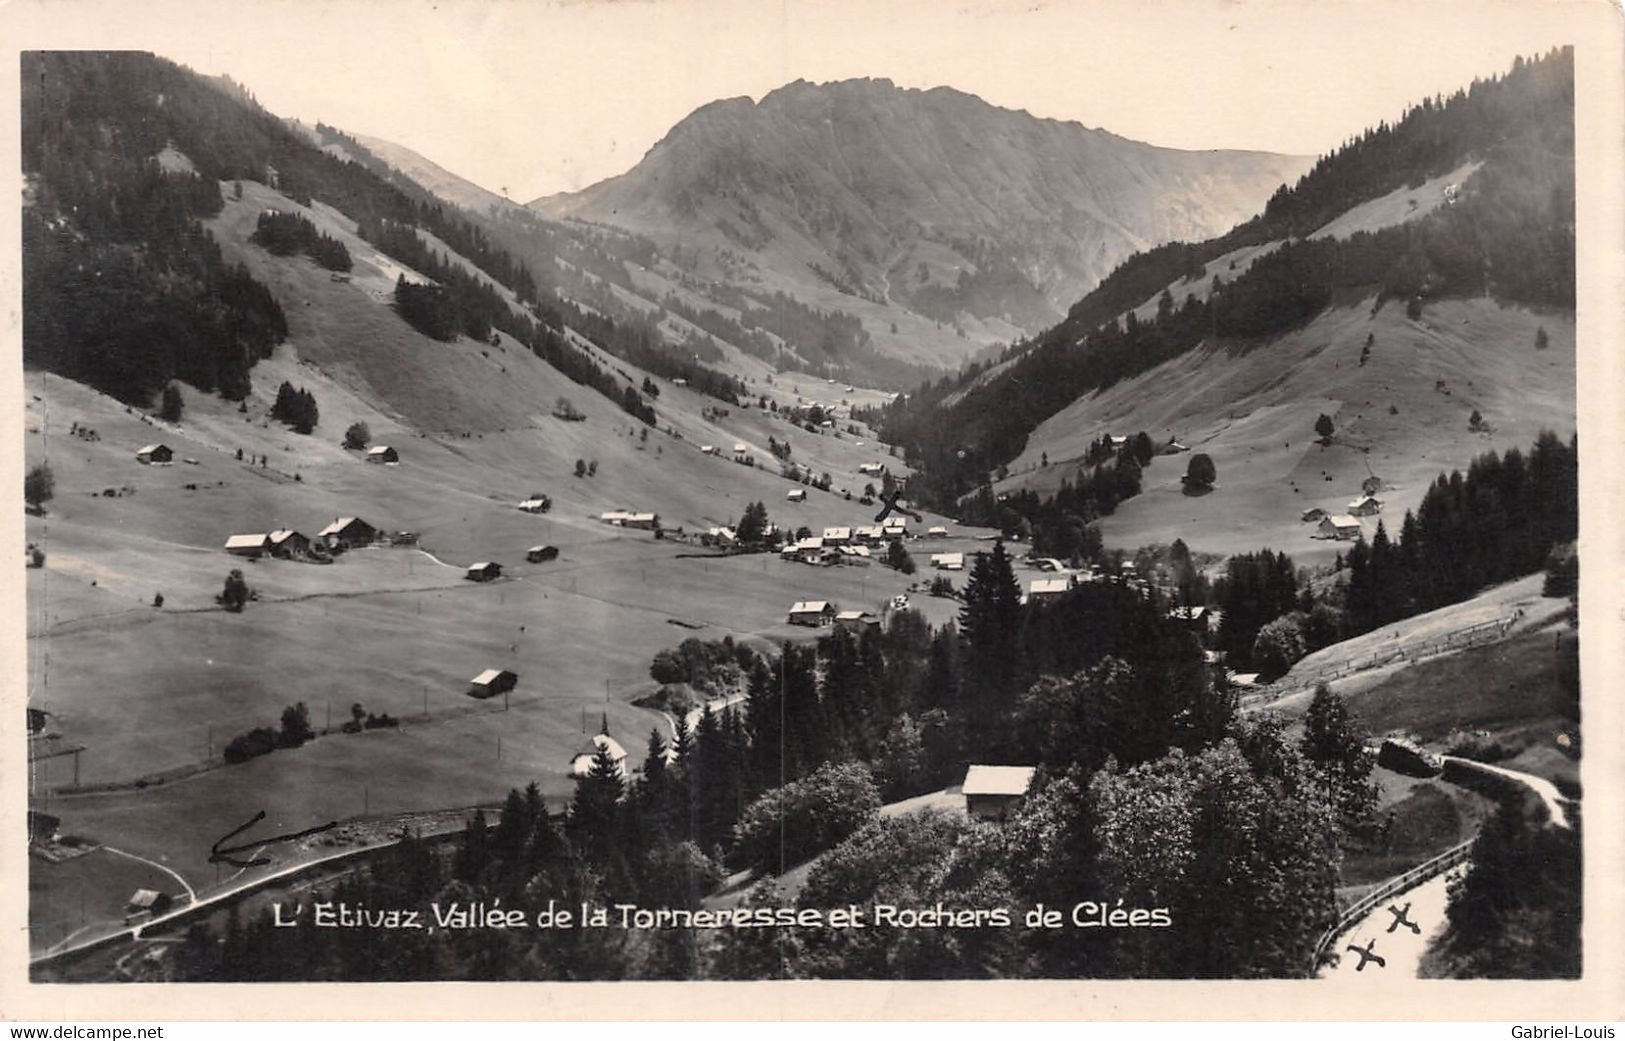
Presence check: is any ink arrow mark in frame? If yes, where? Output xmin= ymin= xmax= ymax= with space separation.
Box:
xmin=210 ymin=810 xmax=339 ymax=868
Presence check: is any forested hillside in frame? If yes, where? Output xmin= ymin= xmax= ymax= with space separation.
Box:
xmin=21 ymin=52 xmax=744 ymax=415
xmin=875 ymin=48 xmax=1574 ymax=507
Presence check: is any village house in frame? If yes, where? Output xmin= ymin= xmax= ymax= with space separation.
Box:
xmin=266 ymin=529 xmax=310 ymax=559
xmin=224 ymin=533 xmax=270 ymax=557
xmin=1028 ymin=577 xmax=1071 ymax=603
xmin=569 ymin=732 xmax=628 ymax=779
xmin=700 ymin=445 xmax=720 ymax=456
xmin=822 ymin=526 xmax=853 ymax=546
xmin=853 ymin=525 xmax=884 ymax=543
xmin=835 ymin=609 xmax=881 ymax=633
xmin=125 ymin=888 xmax=173 ymax=922
xmin=600 ymin=511 xmax=657 ymax=529
xmin=319 ymin=517 xmax=378 ymax=550
xmin=930 ymin=552 xmax=965 ymax=571
xmin=961 ymin=765 xmax=1037 ymax=822
xmin=518 ymin=496 xmax=551 ymax=513
xmin=704 ymin=526 xmax=737 ymax=548
xmin=135 ymin=443 xmax=174 ymax=465
xmin=781 ymin=537 xmax=830 ymax=565
xmin=366 ymin=445 xmax=399 ymax=465
xmin=882 ymin=518 xmax=909 ymax=539
xmin=1347 ymin=494 xmax=1383 ymax=517
xmin=465 ymin=561 xmax=503 ymax=582
xmin=1301 ymin=507 xmax=1328 ymax=523
xmin=732 ymin=442 xmax=750 ymax=459
xmin=788 ymin=600 xmax=837 ymax=626
xmin=1169 ymin=605 xmax=1210 ymax=636
xmin=857 ymin=462 xmax=884 ymax=475
xmin=527 ymin=545 xmax=559 ymax=563
xmin=785 ymin=488 xmax=807 ymax=503
xmin=1317 ymin=514 xmax=1364 ymax=540
xmin=468 ymin=668 xmax=518 ymax=699
xmin=926 ymin=525 xmax=948 ymax=539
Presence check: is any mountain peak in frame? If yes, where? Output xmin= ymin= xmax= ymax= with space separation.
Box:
xmin=533 ymin=81 xmax=1311 ymax=353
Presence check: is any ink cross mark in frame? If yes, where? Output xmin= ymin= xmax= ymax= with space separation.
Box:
xmin=210 ymin=810 xmax=339 ymax=868
xmin=1385 ymin=901 xmax=1421 ymax=935
xmin=1346 ymin=938 xmax=1386 ymax=971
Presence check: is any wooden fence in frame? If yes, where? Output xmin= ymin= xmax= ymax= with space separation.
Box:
xmin=1250 ymin=614 xmax=1516 ymax=706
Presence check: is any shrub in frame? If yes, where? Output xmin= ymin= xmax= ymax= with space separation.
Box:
xmin=1252 ymin=614 xmax=1307 ymax=678
xmin=1183 ymin=453 xmax=1216 ymax=492
xmin=279 ymin=702 xmax=315 ymax=747
xmin=223 ymin=726 xmax=278 ymax=764
xmin=24 ymin=463 xmax=54 ymax=513
xmin=217 ymin=569 xmax=251 ymax=612
xmin=731 ymin=762 xmax=882 ymax=872
xmin=343 ymin=422 xmax=370 ymax=450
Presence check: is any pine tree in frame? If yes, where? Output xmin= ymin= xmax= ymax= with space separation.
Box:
xmin=569 ymin=742 xmax=625 ymax=865
xmin=1301 ymin=682 xmax=1377 ymax=832
xmin=958 ymin=541 xmax=1024 ymax=756
xmin=159 ymin=384 xmax=184 ymax=422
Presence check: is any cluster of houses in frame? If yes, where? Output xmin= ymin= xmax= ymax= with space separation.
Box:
xmin=785 ymin=600 xmax=881 ymax=631
xmin=224 ymin=516 xmax=380 ymax=560
xmin=1305 ymin=490 xmax=1385 ymax=541
xmin=781 ymin=520 xmax=913 ymax=565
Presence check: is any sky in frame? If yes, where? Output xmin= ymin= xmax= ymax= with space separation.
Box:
xmin=1 ymin=0 xmax=1590 ymax=201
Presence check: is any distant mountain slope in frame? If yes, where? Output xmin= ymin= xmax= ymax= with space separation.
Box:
xmin=345 ymin=131 xmax=516 ymax=217
xmin=533 ymin=78 xmax=1310 ymax=347
xmin=878 ymin=48 xmax=1574 ymax=512
xmin=21 ymin=51 xmax=756 ymax=429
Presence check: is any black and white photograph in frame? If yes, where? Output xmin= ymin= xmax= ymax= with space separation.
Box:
xmin=5 ymin=0 xmax=1621 ymax=1019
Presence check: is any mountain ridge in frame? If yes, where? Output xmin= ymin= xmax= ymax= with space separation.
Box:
xmin=531 ymin=76 xmax=1311 ymax=354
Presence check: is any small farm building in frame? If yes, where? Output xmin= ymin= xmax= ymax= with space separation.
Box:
xmin=961 ymin=765 xmax=1037 ymax=821
xmin=468 ymin=668 xmax=518 ymax=699
xmin=788 ymin=600 xmax=836 ymax=626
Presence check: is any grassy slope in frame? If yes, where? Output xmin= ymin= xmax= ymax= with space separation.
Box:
xmin=25 ymin=179 xmax=984 ymax=903
xmin=996 ymin=296 xmax=1574 ymax=565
